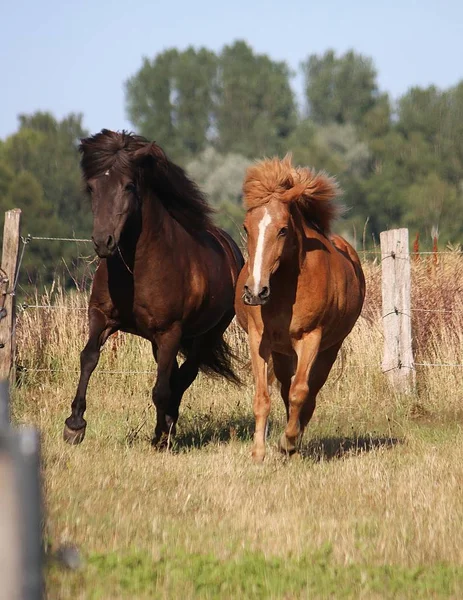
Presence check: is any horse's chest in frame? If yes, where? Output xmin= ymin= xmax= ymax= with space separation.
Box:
xmin=261 ymin=316 xmax=294 ymax=354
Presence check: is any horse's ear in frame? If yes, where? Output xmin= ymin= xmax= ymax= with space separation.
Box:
xmin=132 ymin=142 xmax=167 ymax=167
xmin=78 ymin=136 xmax=91 ymax=155
xmin=280 ymin=182 xmax=306 ymax=203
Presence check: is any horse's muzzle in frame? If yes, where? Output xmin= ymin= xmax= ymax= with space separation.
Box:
xmin=243 ymin=285 xmax=270 ymax=306
xmin=92 ymin=234 xmax=117 ymax=258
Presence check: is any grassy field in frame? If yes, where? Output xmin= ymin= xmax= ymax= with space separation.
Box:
xmin=12 ymin=256 xmax=463 ymax=599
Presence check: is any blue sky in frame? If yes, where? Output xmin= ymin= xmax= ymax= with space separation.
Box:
xmin=2 ymin=0 xmax=462 ymax=139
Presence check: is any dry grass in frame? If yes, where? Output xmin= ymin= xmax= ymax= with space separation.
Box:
xmin=11 ymin=255 xmax=463 ymax=598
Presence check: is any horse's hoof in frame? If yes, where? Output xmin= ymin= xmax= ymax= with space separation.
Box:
xmin=63 ymin=424 xmax=86 ymax=445
xmin=279 ymin=432 xmax=297 ymax=455
xmin=288 ymin=451 xmax=303 ymax=462
xmin=251 ymin=449 xmax=266 ymax=464
xmin=151 ymin=433 xmax=170 ymax=451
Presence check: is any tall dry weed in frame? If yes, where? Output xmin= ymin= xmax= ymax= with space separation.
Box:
xmin=14 ymin=252 xmax=463 ymax=419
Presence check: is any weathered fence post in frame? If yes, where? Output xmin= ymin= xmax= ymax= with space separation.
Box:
xmin=380 ymin=228 xmax=415 ymax=393
xmin=0 ymin=209 xmax=22 ymax=383
xmin=16 ymin=427 xmax=43 ymax=599
xmin=0 ymin=381 xmax=21 ymax=600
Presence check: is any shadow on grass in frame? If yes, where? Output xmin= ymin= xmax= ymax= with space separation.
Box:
xmin=172 ymin=412 xmax=255 ymax=451
xmin=124 ymin=410 xmax=256 ymax=451
xmin=124 ymin=407 xmax=403 ymax=459
xmin=301 ymin=435 xmax=403 ymax=462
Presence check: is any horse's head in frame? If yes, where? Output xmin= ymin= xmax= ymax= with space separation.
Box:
xmin=85 ymin=168 xmax=139 ymax=258
xmin=242 ymin=199 xmax=293 ymax=306
xmin=79 ymin=130 xmax=150 ymax=258
xmin=241 ymin=156 xmax=341 ymax=306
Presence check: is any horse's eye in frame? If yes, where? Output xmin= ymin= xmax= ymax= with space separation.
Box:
xmin=125 ymin=182 xmax=136 ymax=193
xmin=278 ymin=227 xmax=288 ymax=237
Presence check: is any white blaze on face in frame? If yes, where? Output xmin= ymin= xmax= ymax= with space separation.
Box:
xmin=252 ymin=208 xmax=272 ymax=295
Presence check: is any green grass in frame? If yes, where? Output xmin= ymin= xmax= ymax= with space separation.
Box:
xmin=48 ymin=547 xmax=463 ymax=599
xmin=11 ymin=262 xmax=463 ymax=599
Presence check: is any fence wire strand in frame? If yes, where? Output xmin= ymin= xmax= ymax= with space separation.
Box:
xmin=19 ymin=304 xmax=87 ymax=311
xmin=29 ymin=236 xmax=92 ymax=243
xmin=12 ymin=235 xmax=463 ymax=375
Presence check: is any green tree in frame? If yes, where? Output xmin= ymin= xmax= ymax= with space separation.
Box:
xmin=187 ymin=147 xmax=251 ymax=240
xmin=404 ymin=173 xmax=461 ymax=244
xmin=126 ymin=41 xmax=297 ymax=161
xmin=0 ymin=112 xmax=91 ymax=288
xmin=0 ymin=171 xmax=65 ymax=284
xmin=173 ymin=48 xmax=217 ymax=155
xmin=215 ymin=41 xmax=297 ymax=157
xmin=126 ymin=47 xmax=217 ymax=161
xmin=397 ymin=84 xmax=463 ymax=185
xmin=2 ymin=112 xmax=89 ymax=233
xmin=302 ymin=50 xmax=379 ymax=126
xmin=0 ymin=160 xmax=14 ymax=197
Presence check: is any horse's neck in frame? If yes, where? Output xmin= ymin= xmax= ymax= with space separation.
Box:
xmin=137 ymin=193 xmax=177 ymax=251
xmin=291 ymin=209 xmax=327 ymax=267
xmin=288 ymin=211 xmax=307 ymax=270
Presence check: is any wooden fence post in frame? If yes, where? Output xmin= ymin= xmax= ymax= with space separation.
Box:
xmin=0 ymin=439 xmax=21 ymax=600
xmin=0 ymin=209 xmax=22 ymax=383
xmin=380 ymin=228 xmax=415 ymax=393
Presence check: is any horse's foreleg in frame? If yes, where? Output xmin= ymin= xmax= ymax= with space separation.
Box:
xmin=280 ymin=329 xmax=322 ymax=455
xmin=151 ymin=324 xmax=182 ymax=447
xmin=248 ymin=326 xmax=271 ymax=463
xmin=64 ymin=308 xmax=115 ymax=444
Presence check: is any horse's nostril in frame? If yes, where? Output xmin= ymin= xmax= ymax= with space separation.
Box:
xmin=259 ymin=286 xmax=269 ymax=299
xmin=107 ymin=235 xmax=114 ymax=249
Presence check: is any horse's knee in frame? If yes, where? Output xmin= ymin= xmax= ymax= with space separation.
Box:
xmin=152 ymin=382 xmax=170 ymax=409
xmin=253 ymin=391 xmax=270 ymax=418
xmin=80 ymin=345 xmax=99 ymax=369
xmin=289 ymin=381 xmax=309 ymax=410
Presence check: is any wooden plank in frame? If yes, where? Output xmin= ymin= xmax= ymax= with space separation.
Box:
xmin=380 ymin=228 xmax=415 ymax=393
xmin=0 ymin=446 xmax=21 ymax=600
xmin=0 ymin=209 xmax=22 ymax=382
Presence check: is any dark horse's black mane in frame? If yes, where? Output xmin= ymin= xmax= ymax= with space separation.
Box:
xmin=79 ymin=129 xmax=215 ymax=234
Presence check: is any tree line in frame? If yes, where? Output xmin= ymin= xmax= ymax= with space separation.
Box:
xmin=1 ymin=41 xmax=462 ymax=287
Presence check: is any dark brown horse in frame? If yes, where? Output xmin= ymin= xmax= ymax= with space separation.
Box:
xmin=235 ymin=156 xmax=365 ymax=462
xmin=64 ymin=129 xmax=244 ymax=446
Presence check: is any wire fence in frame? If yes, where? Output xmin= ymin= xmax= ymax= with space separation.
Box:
xmin=14 ymin=234 xmax=463 ymax=377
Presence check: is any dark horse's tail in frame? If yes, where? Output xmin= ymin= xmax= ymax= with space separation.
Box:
xmin=182 ymin=228 xmax=244 ymax=385
xmin=181 ymin=323 xmax=242 ymax=385
xmin=199 ymin=334 xmax=242 ymax=385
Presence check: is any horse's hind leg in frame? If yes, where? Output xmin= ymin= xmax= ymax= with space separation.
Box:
xmin=279 ymin=342 xmax=342 ymax=455
xmin=170 ymin=357 xmax=200 ymax=419
xmin=152 ymin=313 xmax=236 ymax=448
xmin=156 ymin=318 xmax=231 ymax=445
xmin=151 ymin=342 xmax=198 ymax=443
xmin=64 ymin=308 xmax=115 ymax=444
xmin=279 ymin=330 xmax=322 ymax=455
xmin=299 ymin=343 xmax=342 ymax=438
xmin=272 ymin=351 xmax=296 ymax=421
xmin=151 ymin=325 xmax=182 ymax=447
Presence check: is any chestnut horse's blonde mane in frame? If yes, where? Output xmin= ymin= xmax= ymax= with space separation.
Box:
xmin=243 ymin=155 xmax=341 ymax=233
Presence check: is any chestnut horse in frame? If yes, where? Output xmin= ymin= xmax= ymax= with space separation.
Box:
xmin=235 ymin=156 xmax=365 ymax=462
xmin=64 ymin=130 xmax=244 ymax=447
